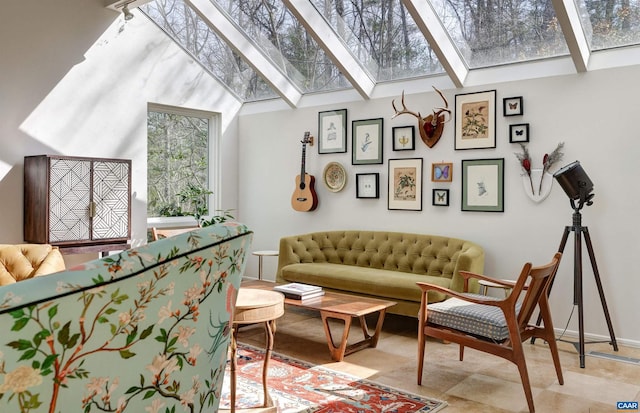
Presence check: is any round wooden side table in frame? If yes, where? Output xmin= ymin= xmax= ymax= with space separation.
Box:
xmin=252 ymin=250 xmax=279 ymax=280
xmin=227 ymin=288 xmax=284 ymax=413
xmin=479 ymin=279 xmax=512 ymax=297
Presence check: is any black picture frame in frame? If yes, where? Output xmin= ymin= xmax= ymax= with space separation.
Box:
xmin=392 ymin=126 xmax=415 ymax=151
xmin=509 ymin=123 xmax=530 ymax=143
xmin=356 ymin=173 xmax=379 ymax=198
xmin=318 ymin=109 xmax=347 ymax=154
xmin=454 ymin=90 xmax=497 ymax=150
xmin=388 ymin=158 xmax=423 ymax=211
xmin=432 ymin=189 xmax=449 ymax=206
xmin=503 ymin=96 xmax=523 ymax=116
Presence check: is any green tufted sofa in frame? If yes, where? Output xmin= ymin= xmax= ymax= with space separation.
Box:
xmin=276 ymin=230 xmax=485 ymax=317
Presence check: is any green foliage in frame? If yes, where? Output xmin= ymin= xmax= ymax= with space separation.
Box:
xmin=200 ymin=209 xmax=235 ymax=227
xmin=147 ymin=110 xmax=210 ymax=218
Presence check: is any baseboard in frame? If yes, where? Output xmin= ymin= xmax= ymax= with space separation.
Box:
xmin=553 ymin=327 xmax=640 ymax=349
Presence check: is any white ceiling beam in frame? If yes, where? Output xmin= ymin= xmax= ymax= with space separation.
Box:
xmin=402 ymin=0 xmax=468 ymax=88
xmin=552 ymin=0 xmax=590 ymax=72
xmin=185 ymin=0 xmax=302 ymax=108
xmin=283 ymin=0 xmax=375 ymax=100
xmin=104 ymin=0 xmax=153 ymax=11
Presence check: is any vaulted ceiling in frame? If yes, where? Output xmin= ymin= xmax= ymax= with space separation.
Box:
xmin=107 ymin=0 xmax=640 ymax=107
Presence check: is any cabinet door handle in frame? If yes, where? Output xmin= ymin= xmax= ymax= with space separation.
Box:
xmin=89 ymin=202 xmax=96 ymax=218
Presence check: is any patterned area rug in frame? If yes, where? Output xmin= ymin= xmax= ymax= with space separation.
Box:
xmin=220 ymin=343 xmax=447 ymax=412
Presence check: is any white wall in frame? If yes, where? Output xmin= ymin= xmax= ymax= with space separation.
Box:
xmin=238 ymin=66 xmax=640 ymax=346
xmin=1 ymin=0 xmax=638 ymax=346
xmin=0 ymin=0 xmax=242 ymax=265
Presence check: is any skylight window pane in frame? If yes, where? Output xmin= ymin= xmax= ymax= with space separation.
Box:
xmin=575 ymin=0 xmax=640 ymax=50
xmin=310 ymin=0 xmax=443 ymax=81
xmin=430 ymin=0 xmax=569 ymax=68
xmin=212 ymin=0 xmax=350 ymax=93
xmin=141 ymin=0 xmax=277 ymax=101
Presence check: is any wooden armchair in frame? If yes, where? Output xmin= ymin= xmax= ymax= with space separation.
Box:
xmin=416 ymin=252 xmax=563 ymax=413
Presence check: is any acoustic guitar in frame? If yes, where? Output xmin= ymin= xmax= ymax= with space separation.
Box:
xmin=291 ymin=132 xmax=318 ymax=212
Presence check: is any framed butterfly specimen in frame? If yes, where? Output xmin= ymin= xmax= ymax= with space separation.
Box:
xmin=509 ymin=123 xmax=530 ymax=143
xmin=503 ymin=96 xmax=523 ymax=116
xmin=433 ymin=189 xmax=449 ymax=206
xmin=432 ymin=162 xmax=453 ymax=182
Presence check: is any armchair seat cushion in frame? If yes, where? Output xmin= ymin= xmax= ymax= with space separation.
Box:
xmin=427 ymin=293 xmax=521 ymax=341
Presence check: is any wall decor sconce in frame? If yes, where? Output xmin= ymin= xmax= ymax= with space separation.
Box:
xmin=514 ymin=142 xmax=564 ymax=202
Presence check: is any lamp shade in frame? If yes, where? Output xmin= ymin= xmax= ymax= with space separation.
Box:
xmin=553 ymin=161 xmax=593 ymax=200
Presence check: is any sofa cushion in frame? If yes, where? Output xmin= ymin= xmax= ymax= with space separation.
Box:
xmin=280 ymin=262 xmax=450 ymax=303
xmin=426 ymin=293 xmax=522 ymax=341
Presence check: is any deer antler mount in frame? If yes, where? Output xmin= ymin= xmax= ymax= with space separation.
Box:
xmin=391 ymin=87 xmax=451 ymax=148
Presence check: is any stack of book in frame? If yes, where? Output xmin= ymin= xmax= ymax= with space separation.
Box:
xmin=273 ymin=283 xmax=325 ymax=300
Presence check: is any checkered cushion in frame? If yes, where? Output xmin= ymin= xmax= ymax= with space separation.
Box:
xmin=427 ymin=293 xmax=521 ymax=341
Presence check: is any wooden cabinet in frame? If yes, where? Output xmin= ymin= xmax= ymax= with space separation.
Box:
xmin=24 ymin=155 xmax=131 ymax=253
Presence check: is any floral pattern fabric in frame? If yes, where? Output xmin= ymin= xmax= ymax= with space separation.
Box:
xmin=0 ymin=222 xmax=252 ymax=413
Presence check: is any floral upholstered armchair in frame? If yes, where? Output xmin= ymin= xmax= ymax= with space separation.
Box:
xmin=0 ymin=222 xmax=252 ymax=413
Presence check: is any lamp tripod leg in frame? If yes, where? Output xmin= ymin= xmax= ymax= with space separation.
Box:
xmin=583 ymin=228 xmax=619 ymax=352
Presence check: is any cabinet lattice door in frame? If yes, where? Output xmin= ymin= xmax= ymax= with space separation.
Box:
xmin=92 ymin=161 xmax=130 ymax=240
xmin=24 ymin=155 xmax=131 ymax=248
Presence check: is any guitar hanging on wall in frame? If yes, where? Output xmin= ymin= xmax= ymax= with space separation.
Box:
xmin=291 ymin=132 xmax=318 ymax=212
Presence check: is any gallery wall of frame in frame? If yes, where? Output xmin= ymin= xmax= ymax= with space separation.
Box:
xmin=315 ymin=89 xmax=548 ymax=213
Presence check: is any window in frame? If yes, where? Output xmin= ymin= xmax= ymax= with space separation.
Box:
xmin=147 ymin=105 xmax=218 ymax=224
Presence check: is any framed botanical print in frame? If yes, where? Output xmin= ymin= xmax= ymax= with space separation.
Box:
xmin=356 ymin=173 xmax=379 ymax=198
xmin=433 ymin=189 xmax=449 ymax=206
xmin=388 ymin=158 xmax=423 ymax=211
xmin=318 ymin=109 xmax=347 ymax=153
xmin=454 ymin=90 xmax=497 ymax=150
xmin=352 ymin=118 xmax=383 ymax=165
xmin=392 ymin=126 xmax=415 ymax=151
xmin=461 ymin=158 xmax=504 ymax=212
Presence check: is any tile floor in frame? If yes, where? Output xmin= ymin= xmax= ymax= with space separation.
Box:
xmin=237 ymin=308 xmax=640 ymax=413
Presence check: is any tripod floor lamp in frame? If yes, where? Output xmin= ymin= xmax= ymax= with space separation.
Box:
xmin=534 ymin=161 xmax=618 ymax=368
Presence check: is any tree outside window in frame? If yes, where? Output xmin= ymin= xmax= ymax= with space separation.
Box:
xmin=147 ymin=108 xmax=212 ymax=222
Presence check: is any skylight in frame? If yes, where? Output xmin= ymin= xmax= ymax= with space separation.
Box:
xmin=309 ymin=0 xmax=444 ymax=81
xmin=430 ymin=0 xmax=569 ymax=68
xmin=575 ymin=0 xmax=640 ymax=50
xmin=136 ymin=0 xmax=640 ymax=104
xmin=211 ymin=0 xmax=350 ymax=93
xmin=141 ymin=0 xmax=278 ymax=101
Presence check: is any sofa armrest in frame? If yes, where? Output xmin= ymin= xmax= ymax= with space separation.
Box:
xmin=449 ymin=243 xmax=485 ymax=294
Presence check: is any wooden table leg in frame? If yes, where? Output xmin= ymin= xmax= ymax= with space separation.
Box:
xmin=230 ymin=325 xmax=238 ymax=413
xmin=261 ymin=319 xmax=276 ymax=407
xmin=321 ymin=311 xmax=353 ymax=362
xmin=320 ymin=309 xmax=389 ymax=362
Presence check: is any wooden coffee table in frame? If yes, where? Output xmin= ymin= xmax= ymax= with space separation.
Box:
xmin=242 ymin=280 xmax=396 ymax=361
